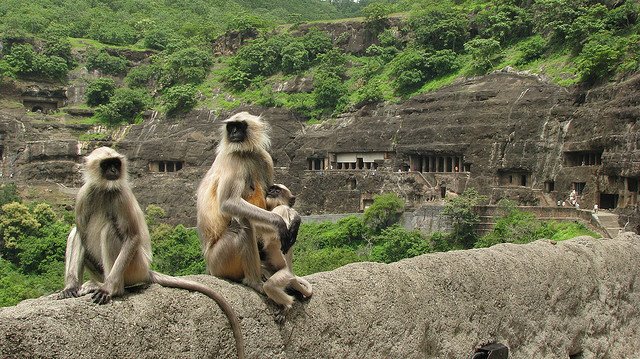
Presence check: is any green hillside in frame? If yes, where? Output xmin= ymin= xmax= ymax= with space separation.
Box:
xmin=1 ymin=0 xmax=639 ymax=122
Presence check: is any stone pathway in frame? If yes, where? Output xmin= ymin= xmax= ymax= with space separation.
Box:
xmin=594 ymin=211 xmax=623 ymax=238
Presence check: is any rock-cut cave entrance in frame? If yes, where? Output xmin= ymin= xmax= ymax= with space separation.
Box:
xmin=599 ymin=193 xmax=619 ymax=210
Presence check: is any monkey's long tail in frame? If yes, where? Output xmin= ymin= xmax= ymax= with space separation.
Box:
xmin=149 ymin=271 xmax=245 ymax=359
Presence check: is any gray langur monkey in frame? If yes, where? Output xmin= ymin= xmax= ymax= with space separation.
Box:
xmin=60 ymin=146 xmax=245 ymax=359
xmin=260 ymin=184 xmax=312 ymax=322
xmin=196 ymin=112 xmax=291 ymax=293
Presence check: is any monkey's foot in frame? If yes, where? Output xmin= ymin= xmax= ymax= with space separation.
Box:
xmin=59 ymin=288 xmax=79 ymax=299
xmin=274 ymin=308 xmax=289 ymax=325
xmin=88 ymin=288 xmax=112 ymax=305
xmin=243 ymin=279 xmax=265 ymax=294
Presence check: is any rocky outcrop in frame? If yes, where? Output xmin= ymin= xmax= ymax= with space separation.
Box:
xmin=2 ymin=71 xmax=640 ymax=228
xmin=2 ymin=233 xmax=639 ymax=358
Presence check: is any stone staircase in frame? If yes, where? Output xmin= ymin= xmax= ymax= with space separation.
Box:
xmin=594 ymin=211 xmax=623 ymax=238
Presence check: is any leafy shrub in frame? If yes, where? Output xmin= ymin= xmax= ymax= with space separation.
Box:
xmin=4 ymin=43 xmax=68 ymax=80
xmin=532 ymin=0 xmax=582 ymax=44
xmin=43 ymin=38 xmax=75 ymax=68
xmin=0 ymin=202 xmax=41 ymax=255
xmin=293 ymin=246 xmax=362 ymax=276
xmin=389 ymin=47 xmax=459 ymax=93
xmin=162 ymin=85 xmax=198 ymax=115
xmin=352 ymin=79 xmax=384 ymax=108
xmin=88 ymin=22 xmax=138 ymax=46
xmin=85 ymin=78 xmax=116 ymax=107
xmin=464 ymin=38 xmax=502 ymax=72
xmin=301 ymin=28 xmax=333 ymax=61
xmin=151 ymin=224 xmax=206 ymax=276
xmin=225 ymin=14 xmax=266 ymax=34
xmin=95 ymin=88 xmax=150 ymax=124
xmin=362 ymin=2 xmax=392 ymax=33
xmin=0 ymin=60 xmax=15 ymax=81
xmin=281 ymin=41 xmax=310 ymax=73
xmin=363 ymin=193 xmax=405 ymax=233
xmin=473 ymin=3 xmax=532 ymax=44
xmin=125 ymin=64 xmax=158 ymax=89
xmin=143 ymin=29 xmax=172 ymax=50
xmin=576 ymin=31 xmax=625 ymax=83
xmin=409 ymin=4 xmax=469 ymax=52
xmin=369 ymin=225 xmax=430 ymax=263
xmin=86 ymin=49 xmax=129 ymax=76
xmin=442 ymin=188 xmax=487 ymax=249
xmin=313 ymin=70 xmax=347 ymax=114
xmin=516 ymin=35 xmax=546 ymax=65
xmin=0 ymin=183 xmax=21 ymax=207
xmin=160 ymin=47 xmax=212 ymax=86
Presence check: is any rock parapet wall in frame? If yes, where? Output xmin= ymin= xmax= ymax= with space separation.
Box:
xmin=1 ymin=233 xmax=639 ymax=358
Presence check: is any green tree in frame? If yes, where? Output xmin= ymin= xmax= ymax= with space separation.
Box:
xmin=576 ymin=31 xmax=625 ymax=83
xmin=85 ymin=78 xmax=116 ymax=107
xmin=464 ymin=38 xmax=502 ymax=72
xmin=473 ymin=3 xmax=532 ymax=44
xmin=301 ymin=28 xmax=333 ymax=61
xmin=362 ymin=2 xmax=392 ymax=33
xmin=0 ymin=60 xmax=16 ymax=82
xmin=313 ymin=70 xmax=347 ymax=114
xmin=409 ymin=4 xmax=469 ymax=52
xmin=144 ymin=28 xmax=173 ymax=51
xmin=363 ymin=193 xmax=405 ymax=233
xmin=125 ymin=64 xmax=158 ymax=89
xmin=86 ymin=49 xmax=129 ymax=76
xmin=293 ymin=247 xmax=362 ymax=276
xmin=0 ymin=202 xmax=40 ymax=256
xmin=442 ymin=188 xmax=486 ymax=249
xmin=95 ymin=88 xmax=150 ymax=124
xmin=162 ymin=85 xmax=198 ymax=116
xmin=151 ymin=225 xmax=205 ymax=276
xmin=370 ymin=225 xmax=430 ymax=263
xmin=516 ymin=35 xmax=546 ymax=65
xmin=160 ymin=47 xmax=212 ymax=86
xmin=281 ymin=41 xmax=310 ymax=73
xmin=0 ymin=183 xmax=21 ymax=207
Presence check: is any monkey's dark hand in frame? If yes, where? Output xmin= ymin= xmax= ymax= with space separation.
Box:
xmin=276 ymin=219 xmax=293 ymax=254
xmin=89 ymin=288 xmax=112 ymax=305
xmin=60 ymin=287 xmax=79 ymax=299
xmin=282 ymin=216 xmax=301 ymax=254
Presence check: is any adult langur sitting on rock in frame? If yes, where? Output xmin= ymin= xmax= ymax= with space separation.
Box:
xmin=60 ymin=146 xmax=245 ymax=359
xmin=196 ymin=112 xmax=292 ymax=293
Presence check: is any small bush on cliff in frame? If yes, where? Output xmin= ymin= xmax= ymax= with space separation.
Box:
xmin=86 ymin=49 xmax=129 ymax=76
xmin=85 ymin=78 xmax=116 ymax=107
xmin=161 ymin=84 xmax=198 ymax=116
xmin=4 ymin=43 xmax=69 ymax=81
xmin=95 ymin=88 xmax=151 ymax=124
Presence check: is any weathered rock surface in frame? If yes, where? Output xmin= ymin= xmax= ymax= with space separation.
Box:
xmin=2 ymin=71 xmax=640 ymax=229
xmin=2 ymin=233 xmax=640 ymax=358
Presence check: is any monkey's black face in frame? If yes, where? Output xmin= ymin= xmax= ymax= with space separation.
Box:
xmin=100 ymin=158 xmax=122 ymax=181
xmin=226 ymin=121 xmax=248 ymax=143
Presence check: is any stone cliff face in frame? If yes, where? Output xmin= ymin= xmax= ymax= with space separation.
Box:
xmin=1 ymin=72 xmax=639 ymax=230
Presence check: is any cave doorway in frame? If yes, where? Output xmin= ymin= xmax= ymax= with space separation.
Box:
xmin=599 ymin=193 xmax=619 ymax=210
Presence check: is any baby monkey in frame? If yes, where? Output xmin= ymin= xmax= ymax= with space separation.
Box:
xmin=60 ymin=147 xmax=245 ymax=359
xmin=260 ymin=184 xmax=313 ymax=322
